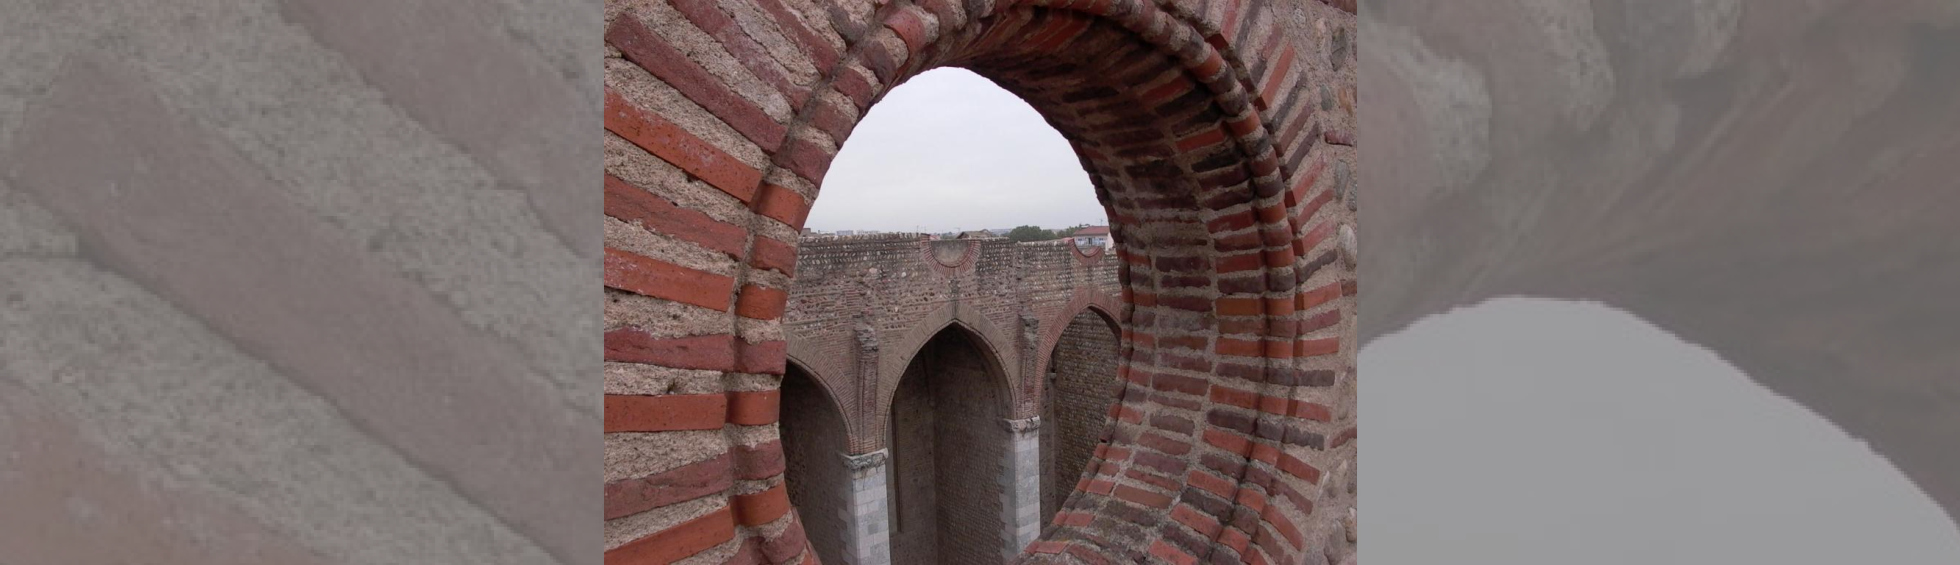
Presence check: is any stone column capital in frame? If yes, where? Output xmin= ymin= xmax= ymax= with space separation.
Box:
xmin=1001 ymin=416 xmax=1042 ymax=434
xmin=842 ymin=449 xmax=889 ymax=471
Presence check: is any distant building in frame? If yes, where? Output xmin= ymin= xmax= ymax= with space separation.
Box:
xmin=1069 ymin=226 xmax=1114 ymax=251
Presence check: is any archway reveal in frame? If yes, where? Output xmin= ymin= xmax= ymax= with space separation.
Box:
xmin=601 ymin=0 xmax=1359 ymax=563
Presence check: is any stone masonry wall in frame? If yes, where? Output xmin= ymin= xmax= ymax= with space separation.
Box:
xmin=1042 ymin=312 xmax=1122 ymax=520
xmin=924 ymin=331 xmax=1010 ymax=565
xmin=780 ymin=364 xmax=851 ymax=565
xmin=784 ymin=234 xmax=1119 ymax=563
xmin=3 ymin=2 xmax=597 ymax=563
xmin=890 ymin=357 xmax=939 ymax=565
xmin=783 ymin=234 xmax=1121 ymax=451
xmin=603 ymin=0 xmax=1360 ymax=562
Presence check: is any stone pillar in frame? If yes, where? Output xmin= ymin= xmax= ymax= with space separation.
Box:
xmin=842 ymin=450 xmax=893 ymax=565
xmin=1000 ymin=417 xmax=1043 ymax=559
xmin=1018 ymin=312 xmax=1042 ymax=410
xmin=851 ymin=323 xmax=880 ymax=454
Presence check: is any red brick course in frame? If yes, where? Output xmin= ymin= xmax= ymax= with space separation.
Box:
xmin=607 ymin=15 xmax=788 ymax=153
xmin=605 ymin=89 xmax=762 ymax=202
xmin=604 ymin=247 xmax=734 ymax=310
xmin=604 ymin=453 xmax=736 ymax=520
xmin=605 ymin=506 xmax=736 ymax=564
xmin=605 ymin=393 xmax=726 ymax=433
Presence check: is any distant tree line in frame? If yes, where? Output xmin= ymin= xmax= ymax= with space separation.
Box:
xmin=1004 ymin=224 xmax=1091 ymax=242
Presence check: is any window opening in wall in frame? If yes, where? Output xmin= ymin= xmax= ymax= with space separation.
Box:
xmin=801 ymin=67 xmax=1105 ymax=243
xmin=782 ymin=63 xmax=1128 ymax=565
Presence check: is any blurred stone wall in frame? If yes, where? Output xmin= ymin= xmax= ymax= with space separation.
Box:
xmin=1362 ymin=0 xmax=1960 ymax=531
xmin=1 ymin=1 xmax=601 ymax=564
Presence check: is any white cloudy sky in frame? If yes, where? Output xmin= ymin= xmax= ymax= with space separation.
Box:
xmin=803 ymin=67 xmax=1109 ymax=233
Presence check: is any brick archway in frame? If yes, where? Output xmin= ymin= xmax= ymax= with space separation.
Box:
xmin=1069 ymin=238 xmax=1110 ymax=265
xmin=877 ymin=315 xmax=1021 ymax=431
xmin=884 ymin=323 xmax=1021 ymax=564
xmin=778 ymin=358 xmax=854 ymax=565
xmin=1033 ymin=286 xmax=1123 ymax=381
xmin=780 ymin=349 xmax=864 ymax=447
xmin=602 ymin=0 xmax=1357 ymax=563
xmin=1038 ymin=304 xmax=1124 ymax=524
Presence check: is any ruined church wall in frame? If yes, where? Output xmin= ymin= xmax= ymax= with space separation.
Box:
xmin=784 ymin=233 xmax=1120 ymax=451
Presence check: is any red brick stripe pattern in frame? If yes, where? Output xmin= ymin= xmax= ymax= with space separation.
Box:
xmin=602 ymin=0 xmax=1357 ymax=563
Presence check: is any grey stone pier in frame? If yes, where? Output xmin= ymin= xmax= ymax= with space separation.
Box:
xmin=1001 ymin=417 xmax=1043 ymax=559
xmin=842 ymin=449 xmax=893 ymax=565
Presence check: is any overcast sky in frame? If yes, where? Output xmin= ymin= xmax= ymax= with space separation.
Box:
xmin=1362 ymin=297 xmax=1960 ymax=563
xmin=804 ymin=67 xmax=1108 ymax=233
